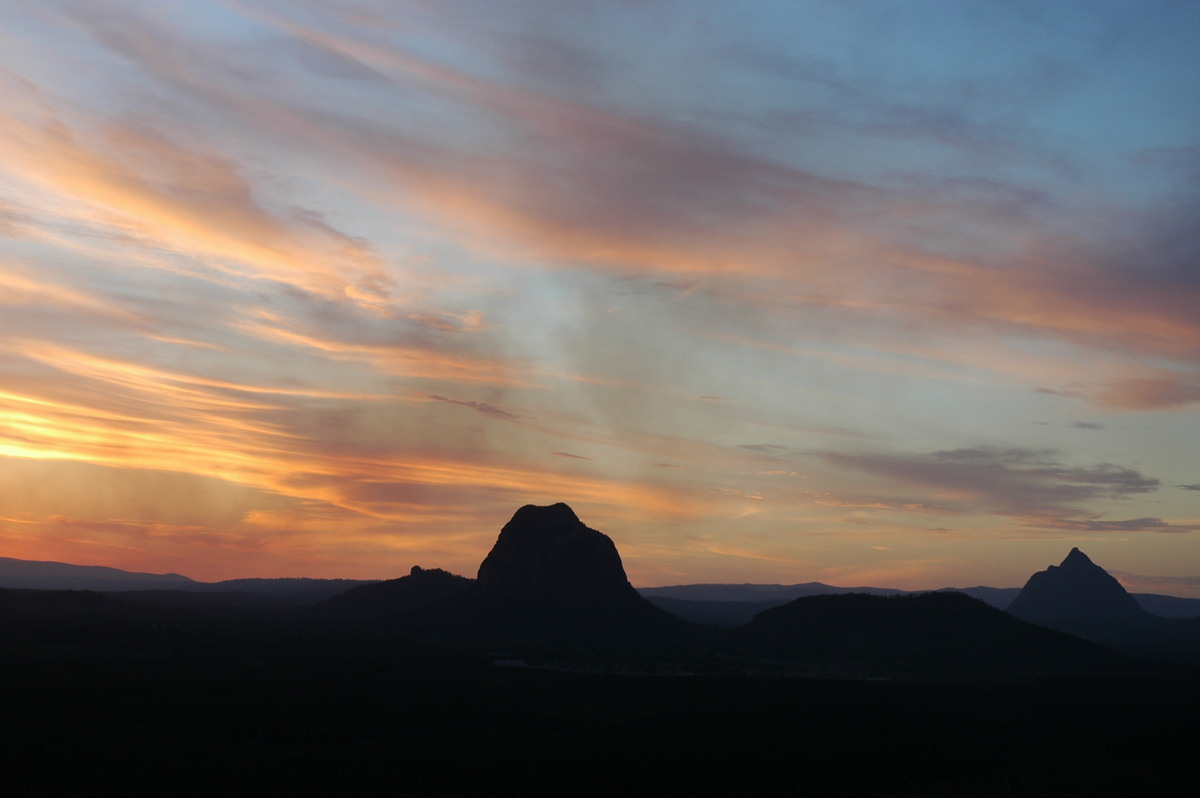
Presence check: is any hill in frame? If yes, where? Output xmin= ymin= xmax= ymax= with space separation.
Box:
xmin=317 ymin=566 xmax=472 ymax=618
xmin=732 ymin=591 xmax=1128 ymax=679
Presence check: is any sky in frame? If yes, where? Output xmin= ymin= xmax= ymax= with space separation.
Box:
xmin=1 ymin=0 xmax=1198 ymax=594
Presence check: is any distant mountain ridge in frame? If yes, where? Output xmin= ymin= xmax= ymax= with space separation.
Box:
xmin=639 ymin=582 xmax=906 ymax=603
xmin=0 ymin=557 xmax=372 ymax=602
xmin=5 ymin=508 xmax=1197 ymax=676
xmin=4 ymin=553 xmax=1198 ymax=618
xmin=639 ymin=580 xmax=1200 ymax=626
xmin=639 ymin=582 xmax=1033 ymax=608
xmin=0 ymin=556 xmax=195 ymax=591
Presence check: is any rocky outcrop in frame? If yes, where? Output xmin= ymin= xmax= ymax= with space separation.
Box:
xmin=472 ymin=503 xmax=670 ymax=626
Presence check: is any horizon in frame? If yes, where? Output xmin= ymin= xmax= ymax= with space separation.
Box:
xmin=5 ymin=526 xmax=1198 ymax=602
xmin=1 ymin=3 xmax=1198 ymax=597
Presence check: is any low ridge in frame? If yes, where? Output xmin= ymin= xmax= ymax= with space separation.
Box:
xmin=735 ymin=590 xmax=1126 ymax=678
xmin=318 ymin=565 xmax=472 ymax=618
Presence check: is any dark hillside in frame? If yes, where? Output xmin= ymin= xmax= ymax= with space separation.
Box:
xmin=317 ymin=566 xmax=472 ymax=618
xmin=734 ymin=591 xmax=1128 ymax=679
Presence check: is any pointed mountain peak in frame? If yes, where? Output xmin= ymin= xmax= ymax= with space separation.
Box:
xmin=1008 ymin=547 xmax=1149 ymax=638
xmin=1059 ymin=547 xmax=1097 ymax=570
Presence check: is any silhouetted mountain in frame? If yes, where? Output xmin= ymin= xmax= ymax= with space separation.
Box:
xmin=1007 ymin=548 xmax=1152 ymax=638
xmin=472 ymin=503 xmax=668 ymax=623
xmin=1005 ymin=548 xmax=1200 ymax=662
xmin=733 ymin=591 xmax=1127 ymax=679
xmin=0 ymin=556 xmax=194 ymax=592
xmin=0 ymin=557 xmax=373 ymax=602
xmin=422 ymin=503 xmax=696 ymax=663
xmin=318 ymin=566 xmax=472 ymax=618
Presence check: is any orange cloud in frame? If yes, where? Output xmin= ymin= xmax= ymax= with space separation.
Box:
xmin=236 ymin=320 xmax=531 ymax=387
xmin=1090 ymin=375 xmax=1200 ymax=411
xmin=0 ymin=72 xmax=394 ymax=309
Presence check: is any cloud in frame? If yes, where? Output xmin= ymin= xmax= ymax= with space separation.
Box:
xmin=1110 ymin=570 xmax=1200 ymax=598
xmin=422 ymin=394 xmax=523 ymax=422
xmin=551 ymin=451 xmax=593 ymax=460
xmin=17 ymin=0 xmax=1196 ymax=388
xmin=810 ymin=494 xmax=947 ymax=513
xmin=823 ymin=445 xmax=1163 ymax=528
xmin=0 ymin=76 xmax=395 ymax=308
xmin=1032 ymin=517 xmax=1199 ymax=534
xmin=2 ymin=0 xmax=1198 ymax=581
xmin=1037 ymin=374 xmax=1200 ymax=411
xmin=1091 ymin=375 xmax=1200 ymax=411
xmin=236 ymin=317 xmax=530 ymax=387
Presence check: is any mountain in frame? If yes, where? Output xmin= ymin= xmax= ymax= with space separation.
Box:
xmin=6 ymin=510 xmax=1189 ymax=677
xmin=472 ymin=503 xmax=668 ymax=624
xmin=1007 ymin=548 xmax=1152 ymax=639
xmin=317 ymin=566 xmax=472 ymax=618
xmin=1004 ymin=548 xmax=1200 ymax=662
xmin=732 ymin=591 xmax=1127 ymax=679
xmin=0 ymin=557 xmax=195 ymax=591
xmin=0 ymin=557 xmax=372 ymax=602
xmin=640 ymin=584 xmax=1024 ymax=627
xmin=429 ymin=502 xmax=695 ymax=663
xmin=309 ymin=504 xmax=688 ymax=657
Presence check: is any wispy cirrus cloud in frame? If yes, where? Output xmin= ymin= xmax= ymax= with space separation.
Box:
xmin=19 ymin=0 xmax=1197 ymax=389
xmin=0 ymin=83 xmax=394 ymax=309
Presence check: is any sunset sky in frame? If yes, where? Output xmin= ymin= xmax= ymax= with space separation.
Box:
xmin=2 ymin=1 xmax=1198 ymax=594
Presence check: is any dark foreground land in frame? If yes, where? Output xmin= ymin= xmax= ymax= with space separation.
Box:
xmin=6 ymin=644 xmax=1199 ymax=797
xmin=7 ymin=517 xmax=1198 ymax=794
